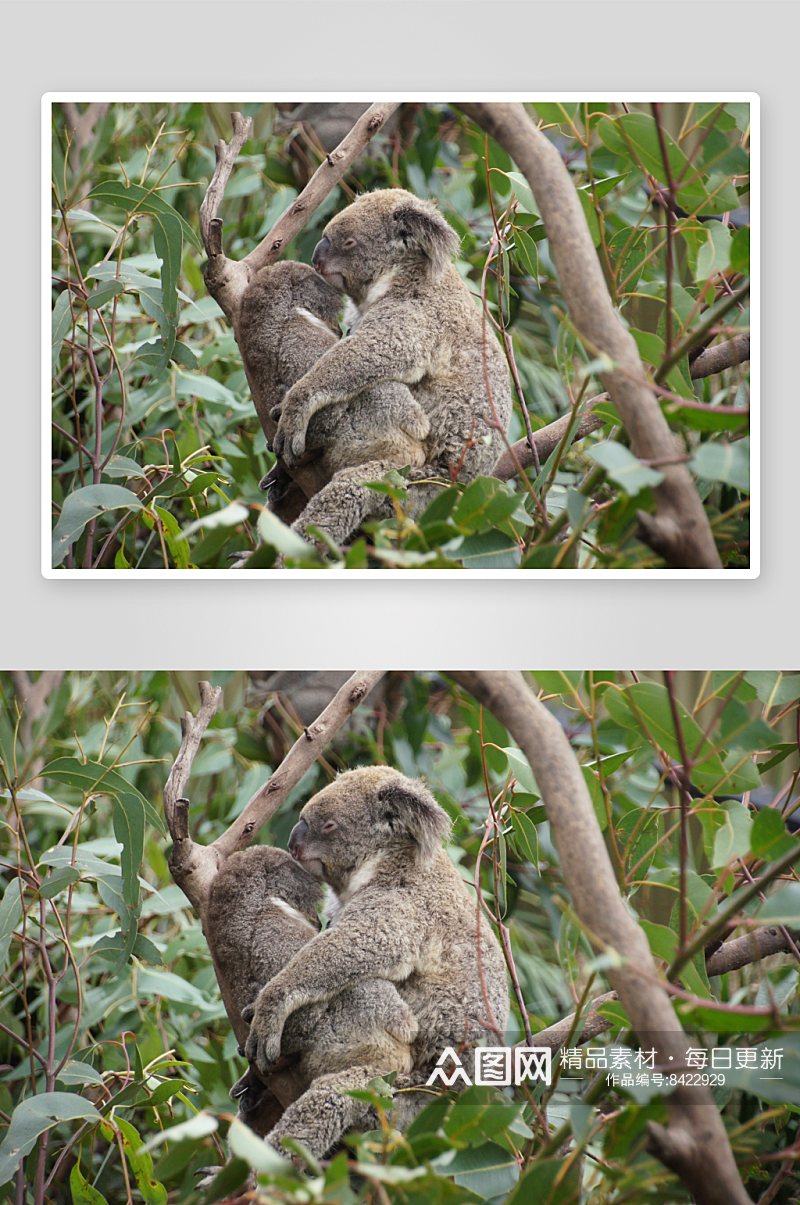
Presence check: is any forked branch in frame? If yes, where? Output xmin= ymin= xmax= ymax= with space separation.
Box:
xmin=199 ymin=103 xmax=400 ymax=324
xmin=164 ymin=672 xmax=386 ymax=915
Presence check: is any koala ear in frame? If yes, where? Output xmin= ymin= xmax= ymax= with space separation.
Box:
xmin=376 ymin=777 xmax=451 ymax=862
xmin=389 ymin=201 xmax=460 ymax=277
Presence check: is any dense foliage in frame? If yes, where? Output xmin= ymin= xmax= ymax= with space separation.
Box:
xmin=1 ymin=670 xmax=797 ymax=1204
xmin=51 ymin=101 xmax=751 ymax=570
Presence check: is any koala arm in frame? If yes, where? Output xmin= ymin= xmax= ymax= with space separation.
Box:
xmin=272 ymin=314 xmax=431 ymax=467
xmin=244 ymin=902 xmax=420 ymax=1075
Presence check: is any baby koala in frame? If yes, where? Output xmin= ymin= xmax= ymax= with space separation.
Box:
xmin=237 ymin=260 xmax=430 ymax=514
xmin=204 ymin=845 xmax=418 ymax=1136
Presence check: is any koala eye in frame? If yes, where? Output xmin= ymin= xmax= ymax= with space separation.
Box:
xmin=343 ymin=238 xmax=357 ymax=250
xmin=322 ymin=820 xmax=338 ymax=833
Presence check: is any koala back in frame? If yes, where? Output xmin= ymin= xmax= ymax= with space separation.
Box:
xmin=206 ymin=845 xmax=322 ymax=1019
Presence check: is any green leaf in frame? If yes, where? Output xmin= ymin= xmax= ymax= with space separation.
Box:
xmin=711 ymin=801 xmax=752 ymax=869
xmin=103 ymin=455 xmax=149 ymax=480
xmin=259 ymin=509 xmax=325 ymax=561
xmin=690 ymin=438 xmax=749 ymax=492
xmin=755 ymin=881 xmax=800 ymax=927
xmin=40 ymin=758 xmax=165 ymax=835
xmin=180 ymin=502 xmax=249 ymax=542
xmin=0 ymin=880 xmax=23 ymax=972
xmin=457 ymin=530 xmax=521 ymax=569
xmin=86 ymin=181 xmax=201 ymax=251
xmin=730 ymin=225 xmax=750 ymax=275
xmin=696 ymin=222 xmax=732 ymax=282
xmin=114 ymin=1117 xmax=167 ymax=1205
xmin=604 ymin=681 xmax=755 ymax=794
xmin=141 ymin=1110 xmax=218 ymax=1153
xmin=113 ymin=793 xmax=145 ymax=909
xmin=534 ymin=671 xmax=583 ymax=696
xmin=505 ymin=171 xmax=537 ymax=214
xmin=39 ymin=867 xmax=81 ymax=899
xmin=70 ymin=1166 xmax=109 ymax=1205
xmin=436 ymin=1141 xmax=519 ymax=1199
xmin=152 ymin=211 xmax=182 ymax=320
xmin=744 ymin=672 xmax=800 ymax=709
xmin=597 ymin=112 xmax=710 ymax=213
xmin=751 ymin=810 xmax=797 ymax=861
xmin=57 ymin=1061 xmax=104 ymax=1087
xmin=502 ymin=748 xmax=539 ymax=794
xmin=505 ymin=1156 xmax=580 ymax=1205
xmin=0 ymin=1093 xmax=102 ymax=1187
xmin=52 ymin=289 xmax=74 ymax=360
xmin=511 ymin=810 xmax=539 ymax=868
xmin=86 ymin=279 xmax=125 ymax=309
xmin=587 ymin=441 xmax=664 ymax=495
xmin=52 ymin=485 xmax=144 ymax=567
xmin=534 ymin=102 xmax=578 ymax=127
xmin=723 ymin=1036 xmax=800 ymax=1107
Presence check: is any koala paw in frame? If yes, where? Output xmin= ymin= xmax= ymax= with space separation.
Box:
xmin=244 ymin=994 xmax=285 ymax=1075
xmin=388 ymin=1004 xmax=419 ymax=1047
xmin=270 ymin=401 xmax=284 ymax=423
xmin=403 ymin=406 xmax=431 ymax=442
xmin=273 ymin=413 xmax=308 ymax=469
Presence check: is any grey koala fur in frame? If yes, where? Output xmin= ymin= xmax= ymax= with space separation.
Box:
xmin=236 ymin=260 xmax=429 ymax=518
xmin=245 ymin=766 xmax=510 ymax=1158
xmin=205 ymin=845 xmax=417 ymax=1140
xmin=270 ymin=189 xmax=514 ymax=547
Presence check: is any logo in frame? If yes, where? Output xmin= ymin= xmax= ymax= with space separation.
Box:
xmin=426 ymin=1046 xmax=552 ymax=1088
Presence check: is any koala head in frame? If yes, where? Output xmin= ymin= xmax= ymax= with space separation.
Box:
xmin=211 ymin=845 xmax=323 ymax=923
xmin=288 ymin=766 xmax=451 ymax=892
xmin=249 ymin=260 xmax=342 ymax=333
xmin=311 ymin=189 xmax=461 ymax=306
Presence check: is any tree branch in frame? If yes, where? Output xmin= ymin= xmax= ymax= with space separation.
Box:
xmin=492 ymin=393 xmax=608 ymax=481
xmin=200 ymin=104 xmax=399 ymax=325
xmin=211 ymin=671 xmax=386 ymax=859
xmin=689 ymin=334 xmax=750 ymax=380
xmin=449 ymin=670 xmax=749 ymax=1205
xmin=522 ymin=992 xmax=618 ymax=1053
xmin=458 ymin=104 xmax=722 ymax=570
xmin=705 ymin=927 xmax=800 ymax=977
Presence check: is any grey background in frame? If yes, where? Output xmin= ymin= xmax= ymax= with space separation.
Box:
xmin=10 ymin=2 xmax=794 ymax=670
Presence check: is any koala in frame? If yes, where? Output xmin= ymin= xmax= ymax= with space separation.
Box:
xmin=270 ymin=189 xmax=514 ymax=547
xmin=244 ymin=767 xmax=510 ymax=1158
xmin=204 ymin=845 xmax=418 ymax=1139
xmin=236 ymin=260 xmax=429 ymax=516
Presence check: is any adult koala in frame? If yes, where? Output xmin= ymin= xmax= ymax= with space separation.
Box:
xmin=271 ymin=190 xmax=514 ymax=546
xmin=244 ymin=766 xmax=510 ymax=1158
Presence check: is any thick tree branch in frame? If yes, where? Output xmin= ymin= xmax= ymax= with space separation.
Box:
xmin=705 ymin=927 xmax=800 ymax=977
xmin=492 ymin=393 xmax=608 ymax=481
xmin=522 ymin=992 xmax=618 ymax=1053
xmin=689 ymin=334 xmax=751 ymax=380
xmin=458 ymin=104 xmax=722 ymax=570
xmin=211 ymin=671 xmax=386 ymax=859
xmin=449 ymin=670 xmax=749 ymax=1205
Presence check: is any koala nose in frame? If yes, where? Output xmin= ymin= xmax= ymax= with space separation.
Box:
xmin=311 ymin=237 xmax=330 ymax=271
xmin=288 ymin=818 xmax=308 ymax=857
